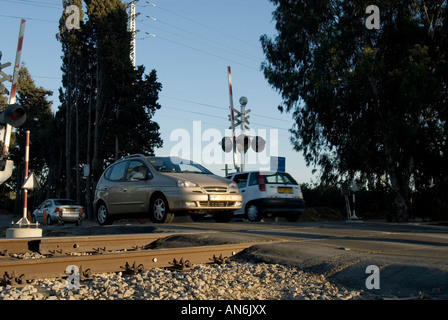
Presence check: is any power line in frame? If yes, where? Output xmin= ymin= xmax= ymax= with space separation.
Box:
xmin=144 ymin=33 xmax=259 ymax=71
xmin=0 ymin=0 xmax=60 ymax=10
xmin=145 ymin=2 xmax=260 ymax=49
xmin=139 ymin=16 xmax=262 ymax=62
xmin=158 ymin=104 xmax=291 ymax=132
xmin=160 ymin=95 xmax=292 ymax=124
xmin=0 ymin=14 xmax=57 ymax=23
xmin=33 ymin=75 xmax=60 ymax=80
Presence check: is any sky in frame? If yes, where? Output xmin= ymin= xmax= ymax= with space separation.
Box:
xmin=0 ymin=0 xmax=319 ymax=184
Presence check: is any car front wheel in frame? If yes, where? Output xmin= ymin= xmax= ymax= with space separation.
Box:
xmin=150 ymin=195 xmax=174 ymax=223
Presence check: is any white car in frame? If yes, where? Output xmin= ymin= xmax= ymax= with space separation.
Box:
xmin=226 ymin=171 xmax=305 ymax=222
xmin=32 ymin=199 xmax=85 ymax=225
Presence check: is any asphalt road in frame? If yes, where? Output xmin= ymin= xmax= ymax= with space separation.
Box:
xmin=155 ymin=218 xmax=448 ymax=299
xmin=1 ymin=214 xmax=448 ymax=299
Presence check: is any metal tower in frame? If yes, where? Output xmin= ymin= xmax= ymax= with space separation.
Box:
xmin=128 ymin=1 xmax=137 ymax=67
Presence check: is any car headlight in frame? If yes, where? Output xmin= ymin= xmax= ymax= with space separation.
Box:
xmin=229 ymin=181 xmax=238 ymax=189
xmin=177 ymin=180 xmax=199 ymax=188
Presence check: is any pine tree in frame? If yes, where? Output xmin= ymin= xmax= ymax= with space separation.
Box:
xmin=56 ymin=0 xmax=163 ymax=218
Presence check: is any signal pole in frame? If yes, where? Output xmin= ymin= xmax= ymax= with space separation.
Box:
xmin=227 ymin=66 xmax=238 ymax=171
xmin=239 ymin=96 xmax=249 ymax=172
xmin=226 ymin=67 xmax=253 ymax=173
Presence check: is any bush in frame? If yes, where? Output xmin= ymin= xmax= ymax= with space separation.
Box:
xmin=0 ymin=196 xmax=15 ymax=215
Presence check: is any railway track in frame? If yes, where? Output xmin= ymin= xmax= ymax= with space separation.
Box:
xmin=0 ymin=233 xmax=257 ymax=286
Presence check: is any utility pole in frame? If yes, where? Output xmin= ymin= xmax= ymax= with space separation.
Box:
xmin=128 ymin=1 xmax=137 ymax=67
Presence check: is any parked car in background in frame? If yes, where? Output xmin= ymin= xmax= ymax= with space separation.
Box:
xmin=94 ymin=155 xmax=243 ymax=225
xmin=226 ymin=171 xmax=305 ymax=222
xmin=31 ymin=199 xmax=85 ymax=225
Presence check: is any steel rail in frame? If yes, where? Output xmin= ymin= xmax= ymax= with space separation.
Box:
xmin=0 ymin=232 xmax=200 ymax=255
xmin=0 ymin=243 xmax=253 ymax=284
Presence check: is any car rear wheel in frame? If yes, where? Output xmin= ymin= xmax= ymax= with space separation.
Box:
xmin=97 ymin=203 xmax=113 ymax=226
xmin=150 ymin=195 xmax=174 ymax=223
xmin=246 ymin=203 xmax=262 ymax=222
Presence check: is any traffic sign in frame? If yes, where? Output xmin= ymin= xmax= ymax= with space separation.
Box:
xmin=22 ymin=172 xmax=41 ymax=189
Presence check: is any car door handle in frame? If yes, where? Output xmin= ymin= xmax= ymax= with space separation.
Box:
xmin=241 ymin=190 xmax=246 ymax=192
xmin=123 ymin=188 xmax=128 ymax=192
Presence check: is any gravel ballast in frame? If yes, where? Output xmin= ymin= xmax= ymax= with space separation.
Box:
xmin=0 ymin=261 xmax=372 ymax=300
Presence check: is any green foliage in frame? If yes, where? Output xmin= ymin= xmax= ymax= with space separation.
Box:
xmin=0 ymin=0 xmax=164 ymax=213
xmin=54 ymin=0 xmax=163 ymax=206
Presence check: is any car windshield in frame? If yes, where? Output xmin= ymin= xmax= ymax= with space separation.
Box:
xmin=54 ymin=199 xmax=78 ymax=206
xmin=148 ymin=157 xmax=212 ymax=174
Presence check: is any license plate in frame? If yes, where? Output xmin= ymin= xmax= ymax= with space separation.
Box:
xmin=209 ymin=195 xmax=232 ymax=201
xmin=278 ymin=187 xmax=293 ymax=194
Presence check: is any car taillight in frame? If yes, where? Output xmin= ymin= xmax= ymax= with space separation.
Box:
xmin=258 ymin=172 xmax=266 ymax=191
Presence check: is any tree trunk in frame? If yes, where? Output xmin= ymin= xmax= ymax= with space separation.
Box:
xmin=385 ymin=143 xmax=412 ymax=222
xmin=75 ymin=75 xmax=80 ymax=204
xmin=92 ymin=53 xmax=106 ymax=190
xmin=85 ymin=73 xmax=93 ymax=220
xmin=66 ymin=52 xmax=72 ymax=199
xmin=389 ymin=172 xmax=410 ymax=222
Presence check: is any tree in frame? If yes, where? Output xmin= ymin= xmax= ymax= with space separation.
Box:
xmin=85 ymin=0 xmax=163 ymax=183
xmin=56 ymin=0 xmax=163 ymax=218
xmin=9 ymin=65 xmax=54 ymax=213
xmin=58 ymin=0 xmax=85 ymax=200
xmin=261 ymin=0 xmax=447 ymax=221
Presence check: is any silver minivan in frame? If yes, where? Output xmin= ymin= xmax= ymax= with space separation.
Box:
xmin=94 ymin=155 xmax=242 ymax=225
xmin=226 ymin=171 xmax=305 ymax=222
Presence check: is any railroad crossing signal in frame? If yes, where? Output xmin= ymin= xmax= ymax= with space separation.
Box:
xmin=251 ymin=136 xmax=266 ymax=153
xmin=236 ymin=134 xmax=250 ymax=153
xmin=0 ymin=104 xmax=27 ymax=127
xmin=0 ymin=52 xmax=12 ymax=95
xmin=228 ymin=108 xmax=241 ymax=128
xmin=228 ymin=108 xmax=250 ymax=129
xmin=228 ymin=98 xmax=251 ymax=130
xmin=221 ymin=135 xmax=266 ymax=154
xmin=220 ymin=136 xmax=233 ymax=153
xmin=241 ymin=109 xmax=250 ymax=130
xmin=224 ymin=95 xmax=265 ymax=155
